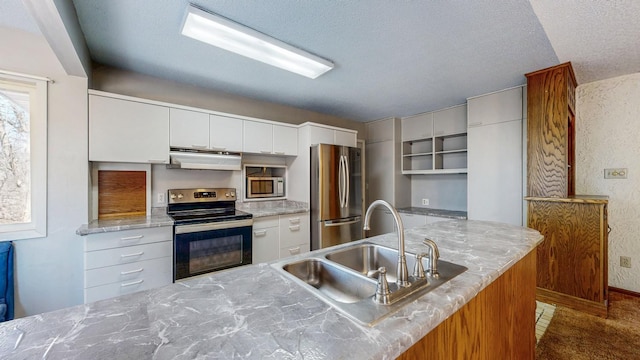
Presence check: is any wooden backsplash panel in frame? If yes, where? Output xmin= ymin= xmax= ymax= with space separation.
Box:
xmin=98 ymin=170 xmax=146 ymax=219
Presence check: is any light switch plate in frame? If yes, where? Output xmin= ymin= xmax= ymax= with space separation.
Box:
xmin=604 ymin=168 xmax=627 ymax=179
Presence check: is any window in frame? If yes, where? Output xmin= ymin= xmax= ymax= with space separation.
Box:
xmin=0 ymin=73 xmax=47 ymax=241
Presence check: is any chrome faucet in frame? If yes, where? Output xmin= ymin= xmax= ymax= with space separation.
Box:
xmin=422 ymin=238 xmax=440 ymax=278
xmin=363 ymin=200 xmax=410 ymax=287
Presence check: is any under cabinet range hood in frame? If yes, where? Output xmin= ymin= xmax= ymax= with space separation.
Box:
xmin=168 ymin=148 xmax=242 ymax=170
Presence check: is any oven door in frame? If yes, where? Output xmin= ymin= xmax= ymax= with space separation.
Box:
xmin=174 ymin=219 xmax=252 ymax=281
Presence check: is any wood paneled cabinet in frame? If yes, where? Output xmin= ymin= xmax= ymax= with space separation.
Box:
xmin=526 ymin=196 xmax=609 ymax=317
xmin=526 ymin=62 xmax=577 ymax=198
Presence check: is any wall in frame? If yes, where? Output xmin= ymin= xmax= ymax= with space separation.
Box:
xmin=0 ymin=26 xmax=89 ymax=317
xmin=410 ymin=174 xmax=467 ymax=211
xmin=575 ymin=73 xmax=640 ymax=293
xmin=91 ymin=65 xmax=365 ymax=138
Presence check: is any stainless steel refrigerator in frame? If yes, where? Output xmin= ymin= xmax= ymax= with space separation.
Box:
xmin=310 ymin=143 xmax=363 ymax=250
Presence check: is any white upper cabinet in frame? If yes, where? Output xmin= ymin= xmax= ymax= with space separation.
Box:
xmin=244 ymin=120 xmax=298 ymax=155
xmin=467 ymin=87 xmax=523 ymax=127
xmin=334 ymin=129 xmax=357 ymax=147
xmin=433 ymin=104 xmax=467 ymax=136
xmin=401 ymin=112 xmax=433 ymax=141
xmin=366 ymin=118 xmax=394 ymax=143
xmin=273 ymin=124 xmax=298 ymax=155
xmin=307 ymin=124 xmax=357 ymax=147
xmin=209 ymin=114 xmax=243 ymax=152
xmin=169 ymin=108 xmax=209 ymax=149
xmin=89 ymin=94 xmax=169 ymax=164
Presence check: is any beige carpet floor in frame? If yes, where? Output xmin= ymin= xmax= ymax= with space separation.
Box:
xmin=536 ymin=291 xmax=640 ymax=359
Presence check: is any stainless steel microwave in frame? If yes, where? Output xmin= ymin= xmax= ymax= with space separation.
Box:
xmin=246 ymin=177 xmax=285 ymax=199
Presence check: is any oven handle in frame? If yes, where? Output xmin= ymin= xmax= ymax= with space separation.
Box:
xmin=175 ymin=219 xmax=254 ymax=234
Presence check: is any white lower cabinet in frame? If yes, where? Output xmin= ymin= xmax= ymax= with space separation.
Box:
xmin=83 ymin=227 xmax=173 ymax=303
xmin=251 ymin=213 xmax=310 ymax=263
xmin=252 ymin=216 xmax=280 ymax=264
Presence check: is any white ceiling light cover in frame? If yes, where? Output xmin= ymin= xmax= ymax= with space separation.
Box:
xmin=181 ymin=4 xmax=334 ymax=79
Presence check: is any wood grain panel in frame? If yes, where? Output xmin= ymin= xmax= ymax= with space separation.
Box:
xmin=98 ymin=170 xmax=147 ymax=219
xmin=398 ymin=251 xmax=536 ymax=360
xmin=527 ymin=199 xmax=608 ymax=317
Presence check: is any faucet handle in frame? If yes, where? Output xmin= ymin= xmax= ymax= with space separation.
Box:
xmin=373 ymin=267 xmax=390 ymax=304
xmin=413 ymin=253 xmax=428 ymax=279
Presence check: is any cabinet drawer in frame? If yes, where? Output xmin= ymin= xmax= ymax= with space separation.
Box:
xmin=85 ymin=226 xmax=172 ymax=251
xmin=253 ymin=216 xmax=279 ymax=230
xmin=279 ymin=242 xmax=310 ymax=258
xmin=84 ymin=256 xmax=172 ymax=288
xmin=84 ymin=265 xmax=172 ymax=303
xmin=85 ymin=241 xmax=172 ymax=270
xmin=279 ymin=213 xmax=309 ymax=248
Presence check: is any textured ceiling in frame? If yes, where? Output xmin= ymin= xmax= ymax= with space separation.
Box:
xmin=68 ymin=0 xmax=558 ymax=121
xmin=530 ymin=0 xmax=640 ymax=84
xmin=4 ymin=1 xmax=639 ymax=122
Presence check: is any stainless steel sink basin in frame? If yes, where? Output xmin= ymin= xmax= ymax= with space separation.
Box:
xmin=282 ymin=258 xmax=376 ymax=304
xmin=272 ymin=242 xmax=467 ymax=326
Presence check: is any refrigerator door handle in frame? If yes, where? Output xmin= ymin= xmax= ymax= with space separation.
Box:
xmin=344 ymin=154 xmax=350 ymax=209
xmin=338 ymin=155 xmax=344 ymax=208
xmin=323 ymin=216 xmax=361 ymax=227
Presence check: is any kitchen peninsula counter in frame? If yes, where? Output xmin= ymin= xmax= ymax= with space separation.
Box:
xmin=2 ymin=220 xmax=542 ymax=359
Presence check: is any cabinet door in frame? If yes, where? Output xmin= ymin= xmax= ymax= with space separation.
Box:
xmin=273 ymin=124 xmax=298 ymax=155
xmin=89 ymin=95 xmax=169 ymax=163
xmin=334 ymin=129 xmax=357 ymax=147
xmin=252 ymin=217 xmax=279 ymax=263
xmin=433 ymin=104 xmax=467 ymax=136
xmin=366 ymin=141 xmax=394 ymax=204
xmin=467 ymin=87 xmax=522 ymax=127
xmin=279 ymin=213 xmax=310 ymax=248
xmin=308 ymin=125 xmax=335 ymax=145
xmin=243 ymin=120 xmax=273 ymax=154
xmin=169 ymin=108 xmax=209 ymax=149
xmin=402 ymin=113 xmax=433 ymax=141
xmin=366 ymin=118 xmax=394 ymax=143
xmin=399 ymin=213 xmax=427 ymax=229
xmin=210 ymin=114 xmax=243 ymax=152
xmin=467 ymin=119 xmax=522 ymax=226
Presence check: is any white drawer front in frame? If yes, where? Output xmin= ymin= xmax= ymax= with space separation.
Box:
xmin=85 ymin=241 xmax=172 ymax=270
xmin=84 ymin=256 xmax=172 ymax=288
xmin=252 ymin=216 xmax=279 ymax=230
xmin=279 ymin=214 xmax=309 ymax=248
xmin=85 ymin=226 xmax=172 ymax=251
xmin=279 ymin=242 xmax=310 ymax=258
xmin=84 ymin=266 xmax=172 ymax=303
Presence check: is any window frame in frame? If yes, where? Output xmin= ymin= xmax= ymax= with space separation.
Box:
xmin=0 ymin=73 xmax=48 ymax=241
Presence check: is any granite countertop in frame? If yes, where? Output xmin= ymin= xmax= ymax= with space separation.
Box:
xmin=77 ymin=201 xmax=309 ymax=235
xmin=236 ymin=200 xmax=309 ymax=218
xmin=397 ymin=206 xmax=467 ymax=219
xmin=76 ymin=208 xmax=174 ymax=236
xmin=2 ymin=220 xmax=542 ymax=359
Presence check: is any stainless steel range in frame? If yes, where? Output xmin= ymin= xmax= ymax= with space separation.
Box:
xmin=167 ymin=188 xmax=253 ymax=281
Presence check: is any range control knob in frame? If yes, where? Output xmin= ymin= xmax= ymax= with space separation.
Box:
xmin=177 ymin=194 xmax=184 ymax=199
xmin=170 ymin=193 xmax=177 ymax=199
xmin=230 ymin=192 xmax=235 ymax=197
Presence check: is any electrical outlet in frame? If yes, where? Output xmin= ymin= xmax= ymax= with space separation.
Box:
xmin=620 ymin=256 xmax=632 ymax=268
xmin=422 ymin=198 xmax=429 ymax=206
xmin=157 ymin=193 xmax=165 ymax=204
xmin=605 ymin=168 xmax=628 ymax=179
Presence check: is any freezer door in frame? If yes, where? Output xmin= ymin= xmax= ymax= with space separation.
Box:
xmin=313 ymin=216 xmax=363 ymax=250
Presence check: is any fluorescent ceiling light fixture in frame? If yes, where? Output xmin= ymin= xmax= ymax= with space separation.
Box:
xmin=181 ymin=4 xmax=334 ymax=79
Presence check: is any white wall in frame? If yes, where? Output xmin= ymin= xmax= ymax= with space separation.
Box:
xmin=575 ymin=73 xmax=640 ymax=293
xmin=0 ymin=26 xmax=88 ymax=317
xmin=410 ymin=174 xmax=467 ymax=211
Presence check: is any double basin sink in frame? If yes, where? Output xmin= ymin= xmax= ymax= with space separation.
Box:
xmin=271 ymin=242 xmax=467 ymax=326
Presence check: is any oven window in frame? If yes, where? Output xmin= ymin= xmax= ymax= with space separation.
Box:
xmin=189 ymin=235 xmax=243 ymax=273
xmin=251 ymin=180 xmax=273 ymax=195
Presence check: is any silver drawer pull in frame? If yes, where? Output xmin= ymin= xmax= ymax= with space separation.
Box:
xmin=120 ymin=251 xmax=144 ymax=258
xmin=120 ymin=268 xmax=144 ymax=276
xmin=288 ymin=218 xmax=300 ymax=224
xmin=192 ymin=144 xmax=207 ymax=149
xmin=260 ymin=150 xmax=272 ymax=154
xmin=288 ymin=225 xmax=300 ymax=231
xmin=120 ymin=235 xmax=144 ymax=241
xmin=274 ymin=151 xmax=285 ymax=155
xmin=254 ymin=230 xmax=267 ymax=237
xmin=288 ymin=247 xmax=301 ymax=255
xmin=210 ymin=146 xmax=227 ymax=151
xmin=120 ymin=279 xmax=144 ymax=287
